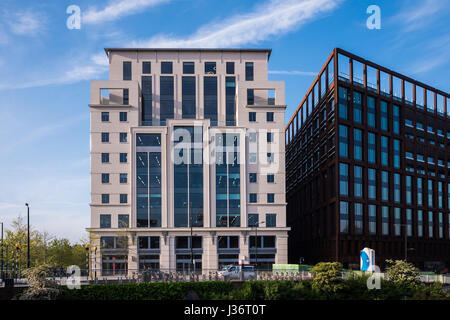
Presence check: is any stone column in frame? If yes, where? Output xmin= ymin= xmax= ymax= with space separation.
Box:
xmin=203 ymin=234 xmax=218 ymax=273
xmin=127 ymin=233 xmax=138 ymax=278
xmin=160 ymin=233 xmax=171 ymax=272
xmin=275 ymin=234 xmax=288 ymax=264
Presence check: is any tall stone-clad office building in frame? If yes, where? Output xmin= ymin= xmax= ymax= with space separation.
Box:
xmin=88 ymin=48 xmax=289 ymax=275
xmin=286 ymin=48 xmax=450 ymax=270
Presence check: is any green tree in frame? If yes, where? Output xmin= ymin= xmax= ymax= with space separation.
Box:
xmin=385 ymin=259 xmax=421 ymax=286
xmin=311 ymin=262 xmax=344 ymax=296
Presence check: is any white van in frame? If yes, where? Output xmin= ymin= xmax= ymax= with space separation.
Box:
xmin=218 ymin=265 xmax=256 ymax=281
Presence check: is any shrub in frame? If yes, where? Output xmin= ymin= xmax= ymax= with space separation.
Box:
xmin=19 ymin=264 xmax=60 ymax=300
xmin=385 ymin=259 xmax=421 ymax=287
xmin=311 ymin=262 xmax=344 ymax=297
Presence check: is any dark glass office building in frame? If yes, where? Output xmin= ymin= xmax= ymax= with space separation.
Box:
xmin=286 ymin=48 xmax=450 ymax=271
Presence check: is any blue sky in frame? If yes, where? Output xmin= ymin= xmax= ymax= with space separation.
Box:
xmin=0 ymin=0 xmax=449 ymax=242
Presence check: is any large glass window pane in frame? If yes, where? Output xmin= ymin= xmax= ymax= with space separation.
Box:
xmin=353 ymin=91 xmax=362 ymax=123
xmin=339 ymin=125 xmax=348 ymax=158
xmin=339 ymin=163 xmax=349 ymax=196
xmin=160 ymin=76 xmax=174 ymax=125
xmin=338 ymin=86 xmax=348 ymax=120
xmin=340 ymin=201 xmax=349 ymax=234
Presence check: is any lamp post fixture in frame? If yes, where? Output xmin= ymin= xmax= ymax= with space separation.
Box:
xmin=93 ymin=246 xmax=97 ymax=280
xmin=252 ymin=221 xmax=265 ymax=271
xmin=25 ymin=203 xmax=30 ymax=269
xmin=84 ymin=244 xmax=89 ymax=280
xmin=15 ymin=243 xmax=20 ymax=279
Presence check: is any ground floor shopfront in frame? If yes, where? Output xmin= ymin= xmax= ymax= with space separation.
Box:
xmin=87 ymin=228 xmax=289 ymax=276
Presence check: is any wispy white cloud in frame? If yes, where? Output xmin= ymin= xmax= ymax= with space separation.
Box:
xmin=0 ymin=54 xmax=108 ymax=90
xmin=269 ymin=70 xmax=316 ymax=76
xmin=130 ymin=0 xmax=343 ymax=48
xmin=83 ymin=0 xmax=170 ymax=24
xmin=6 ymin=9 xmax=46 ymax=36
xmin=2 ymin=113 xmax=88 ymax=153
xmin=391 ymin=0 xmax=448 ymax=33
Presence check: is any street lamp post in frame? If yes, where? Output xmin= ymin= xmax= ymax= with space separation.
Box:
xmin=84 ymin=244 xmax=89 ymax=280
xmin=15 ymin=243 xmax=20 ymax=279
xmin=25 ymin=203 xmax=30 ymax=268
xmin=93 ymin=246 xmax=97 ymax=280
xmin=252 ymin=221 xmax=265 ymax=271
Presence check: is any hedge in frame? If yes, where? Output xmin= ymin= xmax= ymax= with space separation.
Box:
xmin=58 ymin=278 xmax=449 ymax=300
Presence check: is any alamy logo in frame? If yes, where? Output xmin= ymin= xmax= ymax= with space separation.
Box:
xmin=66 ymin=265 xmax=81 ymax=289
xmin=66 ymin=5 xmax=81 ymax=30
xmin=366 ymin=5 xmax=381 ymax=30
xmin=366 ymin=265 xmax=382 ymax=290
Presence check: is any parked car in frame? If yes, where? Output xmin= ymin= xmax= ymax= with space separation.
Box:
xmin=218 ymin=264 xmax=256 ymax=281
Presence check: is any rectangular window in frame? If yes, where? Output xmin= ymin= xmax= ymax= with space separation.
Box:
xmin=406 ymin=176 xmax=412 ymax=205
xmin=381 ymin=171 xmax=389 ymax=202
xmin=368 ymin=132 xmax=376 ymax=164
xmin=120 ymin=194 xmax=127 ymax=204
xmin=142 ymin=61 xmax=151 ymax=74
xmin=353 ymin=128 xmax=363 ymax=161
xmin=428 ymin=211 xmax=433 ymax=238
xmin=101 ymin=153 xmax=109 ymax=163
xmin=183 ymin=62 xmax=194 ymax=74
xmin=393 ymin=105 xmax=400 ymax=134
xmin=266 ymin=112 xmax=274 ymax=122
xmin=353 ymin=91 xmax=362 ymax=123
xmin=367 ymin=96 xmax=376 ymax=128
xmin=249 ymin=173 xmax=257 ymax=183
xmin=101 ymin=132 xmax=109 ymax=143
xmin=101 ymin=173 xmax=109 ymax=184
xmin=438 ymin=212 xmax=443 ymax=239
xmin=394 ymin=173 xmax=401 ymax=203
xmin=123 ymin=89 xmax=129 ymax=105
xmin=205 ymin=62 xmax=216 ymax=74
xmin=123 ymin=61 xmax=131 ymax=80
xmin=339 ymin=163 xmax=349 ymax=197
xmin=338 ymin=86 xmax=348 ymax=120
xmin=120 ymin=132 xmax=127 ymax=143
xmin=267 ymin=193 xmax=275 ymax=203
xmin=354 ymin=165 xmax=363 ymax=198
xmin=142 ymin=76 xmax=152 ymax=124
xmin=267 ymin=153 xmax=274 ymax=163
xmin=101 ymin=112 xmax=109 ymax=122
xmin=226 ymin=62 xmax=235 ymax=74
xmin=437 ymin=182 xmax=443 ymax=209
xmin=119 ymin=112 xmax=127 ymax=122
xmin=245 ymin=62 xmax=254 ymax=81
xmin=102 ymin=194 xmax=110 ymax=204
xmin=369 ymin=205 xmax=377 ymax=235
xmin=417 ymin=178 xmax=423 ymax=206
xmin=354 ymin=203 xmax=363 ymax=235
xmin=339 ymin=201 xmax=349 ymax=234
xmin=339 ymin=125 xmax=349 ymax=158
xmin=394 ymin=208 xmax=401 ymax=236
xmin=380 ymin=101 xmax=388 ymax=131
xmin=182 ymin=76 xmax=196 ymax=119
xmin=393 ymin=139 xmax=401 ymax=169
xmin=381 ymin=136 xmax=389 ymax=167
xmin=247 ymin=89 xmax=254 ymax=105
xmin=120 ymin=173 xmax=127 ymax=183
xmin=226 ymin=77 xmax=236 ymax=126
xmin=204 ymin=76 xmax=218 ymax=125
xmin=418 ymin=210 xmax=423 ymax=237
xmin=266 ymin=214 xmax=276 ymax=227
xmin=249 ymin=193 xmax=257 ymax=203
xmin=267 ymin=174 xmax=274 ymax=183
xmin=248 ymin=214 xmax=258 ymax=227
xmin=382 ymin=206 xmax=389 ymax=236
xmin=161 ymin=62 xmax=172 ymax=74
xmin=120 ymin=153 xmax=127 ymax=163
xmin=368 ymin=168 xmax=377 ymax=200
xmin=118 ymin=214 xmax=129 ymax=228
xmin=267 ymin=132 xmax=273 ymax=143
xmin=160 ymin=76 xmax=174 ymax=124
xmin=406 ymin=209 xmax=413 ymax=236
xmin=100 ymin=215 xmax=111 ymax=228
xmin=428 ymin=180 xmax=434 ymax=208
xmin=249 ymin=112 xmax=256 ymax=122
